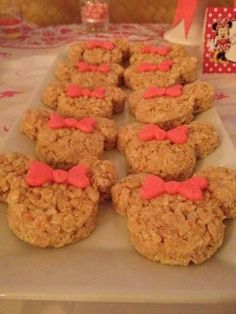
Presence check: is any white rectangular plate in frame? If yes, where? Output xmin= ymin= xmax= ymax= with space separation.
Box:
xmin=0 ymin=48 xmax=236 ymax=303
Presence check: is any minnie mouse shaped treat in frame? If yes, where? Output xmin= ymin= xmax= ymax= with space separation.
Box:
xmin=111 ymin=166 xmax=236 ymax=265
xmin=129 ymin=43 xmax=187 ymax=65
xmin=124 ymin=57 xmax=197 ymax=90
xmin=117 ymin=122 xmax=220 ymax=180
xmin=68 ymin=39 xmax=129 ymax=65
xmin=0 ymin=152 xmax=117 ymax=248
xmin=21 ymin=109 xmax=118 ymax=169
xmin=55 ymin=59 xmax=124 ymax=88
xmin=43 ymin=82 xmax=126 ymax=119
xmin=128 ymin=81 xmax=214 ymax=128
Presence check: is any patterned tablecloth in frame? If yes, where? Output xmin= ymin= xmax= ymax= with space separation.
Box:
xmin=0 ymin=23 xmax=236 ymax=314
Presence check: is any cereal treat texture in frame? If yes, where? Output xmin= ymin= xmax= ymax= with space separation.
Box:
xmin=111 ymin=169 xmax=231 ymax=266
xmin=68 ymin=39 xmax=129 ymax=64
xmin=21 ymin=108 xmax=118 ymax=169
xmin=80 ymin=155 xmax=118 ymax=201
xmin=0 ymin=153 xmax=32 ymax=202
xmin=0 ymin=151 xmax=118 ymax=248
xmin=199 ymin=167 xmax=236 ymax=219
xmin=0 ymin=153 xmax=117 ymax=204
xmin=129 ymin=43 xmax=187 ymax=65
xmin=124 ymin=57 xmax=198 ymax=90
xmin=117 ymin=122 xmax=220 ymax=180
xmin=7 ymin=177 xmax=100 ymax=248
xmin=43 ymin=81 xmax=126 ymax=119
xmin=55 ymin=59 xmax=124 ymax=88
xmin=183 ymin=81 xmax=214 ymax=113
xmin=128 ymin=198 xmax=224 ymax=266
xmin=128 ymin=81 xmax=214 ymax=128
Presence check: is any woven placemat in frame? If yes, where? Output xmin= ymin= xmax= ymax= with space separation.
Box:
xmin=15 ymin=0 xmax=234 ymax=26
xmin=111 ymin=0 xmax=233 ymax=23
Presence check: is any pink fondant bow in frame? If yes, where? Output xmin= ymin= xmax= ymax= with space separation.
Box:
xmin=48 ymin=113 xmax=96 ymax=133
xmin=143 ymin=85 xmax=183 ymax=99
xmin=139 ymin=125 xmax=188 ymax=144
xmin=26 ymin=160 xmax=90 ymax=189
xmin=140 ymin=175 xmax=208 ymax=201
xmin=66 ymin=84 xmax=105 ymax=99
xmin=137 ymin=60 xmax=173 ymax=73
xmin=86 ymin=40 xmax=114 ymax=51
xmin=141 ymin=45 xmax=171 ymax=56
xmin=77 ymin=61 xmax=110 ymax=73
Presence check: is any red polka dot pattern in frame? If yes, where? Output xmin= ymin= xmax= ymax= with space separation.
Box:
xmin=203 ymin=7 xmax=236 ymax=73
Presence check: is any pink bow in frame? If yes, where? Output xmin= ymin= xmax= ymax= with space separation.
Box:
xmin=86 ymin=40 xmax=114 ymax=51
xmin=140 ymin=175 xmax=208 ymax=201
xmin=139 ymin=125 xmax=188 ymax=144
xmin=48 ymin=113 xmax=96 ymax=133
xmin=77 ymin=61 xmax=110 ymax=73
xmin=26 ymin=160 xmax=90 ymax=189
xmin=141 ymin=45 xmax=171 ymax=56
xmin=143 ymin=85 xmax=183 ymax=99
xmin=137 ymin=60 xmax=173 ymax=73
xmin=66 ymin=85 xmax=105 ymax=99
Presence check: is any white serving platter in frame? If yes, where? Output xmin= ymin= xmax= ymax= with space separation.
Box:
xmin=0 ymin=47 xmax=236 ymax=303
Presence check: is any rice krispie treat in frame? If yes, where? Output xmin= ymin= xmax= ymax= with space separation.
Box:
xmin=129 ymin=43 xmax=187 ymax=65
xmin=43 ymin=82 xmax=126 ymax=119
xmin=21 ymin=109 xmax=118 ymax=169
xmin=124 ymin=58 xmax=198 ymax=90
xmin=198 ymin=167 xmax=236 ymax=218
xmin=118 ymin=122 xmax=220 ymax=180
xmin=55 ymin=59 xmax=124 ymax=88
xmin=68 ymin=39 xmax=129 ymax=64
xmin=0 ymin=152 xmax=117 ymax=247
xmin=129 ymin=81 xmax=214 ymax=128
xmin=111 ymin=166 xmax=236 ymax=265
xmin=0 ymin=152 xmax=32 ymax=202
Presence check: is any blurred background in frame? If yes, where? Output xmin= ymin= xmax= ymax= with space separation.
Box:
xmin=0 ymin=0 xmax=234 ymax=26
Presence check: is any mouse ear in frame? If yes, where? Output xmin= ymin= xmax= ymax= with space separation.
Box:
xmin=55 ymin=59 xmax=74 ymax=83
xmin=117 ymin=123 xmax=142 ymax=153
xmin=43 ymin=81 xmax=64 ymax=110
xmin=95 ymin=118 xmax=118 ymax=150
xmin=68 ymin=42 xmax=85 ymax=62
xmin=105 ymin=86 xmax=126 ymax=114
xmin=79 ymin=156 xmax=118 ymax=202
xmin=21 ymin=108 xmax=50 ymax=140
xmin=179 ymin=56 xmax=198 ymax=84
xmin=111 ymin=173 xmax=146 ymax=217
xmin=183 ymin=81 xmax=215 ymax=114
xmin=129 ymin=42 xmax=146 ymax=56
xmin=128 ymin=90 xmax=142 ymax=115
xmin=187 ymin=122 xmax=220 ymax=159
xmin=197 ymin=166 xmax=236 ymax=219
xmin=228 ymin=21 xmax=233 ymax=28
xmin=0 ymin=152 xmax=32 ymax=203
xmin=113 ymin=38 xmax=129 ymax=60
xmin=212 ymin=22 xmax=218 ymax=31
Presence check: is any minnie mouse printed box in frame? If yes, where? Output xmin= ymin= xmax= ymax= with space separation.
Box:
xmin=203 ymin=7 xmax=236 ymax=73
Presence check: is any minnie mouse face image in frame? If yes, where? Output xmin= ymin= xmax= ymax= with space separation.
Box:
xmin=212 ymin=18 xmax=233 ymax=63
